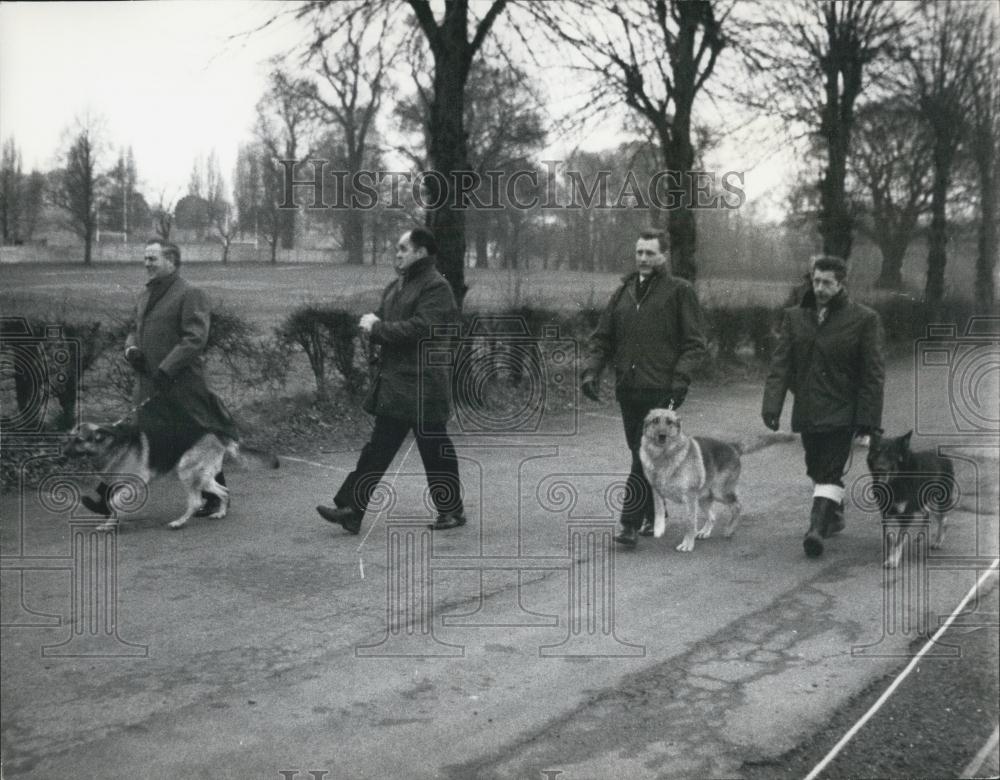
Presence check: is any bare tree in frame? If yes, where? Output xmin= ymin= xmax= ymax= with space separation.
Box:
xmin=49 ymin=113 xmax=107 ymax=264
xmin=908 ymin=1 xmax=990 ymax=304
xmin=1 ymin=138 xmax=45 ymax=245
xmin=532 ymin=0 xmax=727 ymax=282
xmin=205 ymin=150 xmax=236 ymax=263
xmin=296 ymin=0 xmax=511 ymax=307
xmin=295 ymin=4 xmax=394 ymax=265
xmin=743 ymin=0 xmax=908 ymax=261
xmin=256 ymin=67 xmax=315 ymax=252
xmin=850 ymin=99 xmax=933 ymax=289
xmin=966 ymin=9 xmax=999 ymax=309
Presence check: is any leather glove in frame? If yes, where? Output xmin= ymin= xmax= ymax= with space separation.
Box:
xmin=125 ymin=346 xmax=148 ymax=373
xmin=762 ymin=412 xmax=780 ymax=431
xmin=581 ymin=377 xmax=601 ymax=403
xmin=665 ymin=386 xmax=687 ymax=409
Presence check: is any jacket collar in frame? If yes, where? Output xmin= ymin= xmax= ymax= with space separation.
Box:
xmin=801 ymin=286 xmax=848 ymax=312
xmin=400 ymin=255 xmax=436 ymax=281
xmin=621 ymin=266 xmax=666 ymax=286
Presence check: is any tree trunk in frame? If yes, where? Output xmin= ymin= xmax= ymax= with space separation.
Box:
xmin=875 ymin=231 xmax=907 ymax=289
xmin=342 ymin=209 xmax=365 ymax=265
xmin=426 ymin=51 xmax=470 ymax=308
xmin=83 ymin=222 xmax=93 ymax=265
xmin=924 ymin=146 xmax=952 ymax=305
xmin=975 ymin=153 xmax=998 ymax=310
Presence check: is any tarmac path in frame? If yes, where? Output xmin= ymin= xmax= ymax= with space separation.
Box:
xmin=2 ymin=356 xmax=997 ymax=779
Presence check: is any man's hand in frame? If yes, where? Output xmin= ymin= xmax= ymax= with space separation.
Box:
xmin=359 ymin=313 xmax=380 ymax=333
xmin=665 ymin=386 xmax=687 ymax=409
xmin=581 ymin=377 xmax=601 ymax=403
xmin=124 ymin=346 xmax=147 ymax=373
xmin=762 ymin=412 xmax=780 ymax=431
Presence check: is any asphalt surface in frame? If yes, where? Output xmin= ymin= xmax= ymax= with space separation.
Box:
xmin=2 ymin=358 xmax=998 ymax=779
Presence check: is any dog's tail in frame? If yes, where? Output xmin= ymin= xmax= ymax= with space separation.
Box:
xmin=733 ymin=432 xmax=797 ymax=455
xmin=224 ymin=441 xmax=280 ymax=469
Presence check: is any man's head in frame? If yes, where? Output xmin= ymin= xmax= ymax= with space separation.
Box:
xmin=810 ymin=254 xmax=847 ymax=306
xmin=144 ymin=240 xmax=180 ymax=281
xmin=635 ymin=229 xmax=669 ymax=278
xmin=394 ymin=227 xmax=436 ymax=273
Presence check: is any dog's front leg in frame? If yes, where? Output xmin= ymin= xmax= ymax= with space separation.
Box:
xmin=677 ymin=495 xmax=698 ymax=552
xmin=168 ymin=491 xmax=202 ymax=530
xmin=652 ymin=490 xmax=668 ymax=538
xmin=931 ymin=513 xmax=947 ymax=549
xmin=883 ymin=530 xmax=903 ymax=569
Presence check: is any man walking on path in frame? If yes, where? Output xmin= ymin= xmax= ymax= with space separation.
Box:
xmin=581 ymin=229 xmax=708 ymax=547
xmin=316 ymin=227 xmax=466 ymax=535
xmin=82 ymin=239 xmax=239 ymax=518
xmin=762 ymin=254 xmax=885 ymax=557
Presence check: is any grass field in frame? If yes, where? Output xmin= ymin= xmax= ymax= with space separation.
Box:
xmin=0 ymin=261 xmax=801 ymax=329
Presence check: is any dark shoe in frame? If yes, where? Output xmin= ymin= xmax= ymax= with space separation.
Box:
xmin=821 ymin=504 xmax=845 ymax=538
xmin=81 ymin=493 xmax=112 ymax=517
xmin=615 ymin=527 xmax=638 ymax=547
xmin=638 ymin=518 xmax=655 ymax=536
xmin=317 ymin=505 xmax=362 ymax=535
xmin=804 ymin=496 xmax=836 ymax=558
xmin=428 ymin=512 xmax=467 ymax=530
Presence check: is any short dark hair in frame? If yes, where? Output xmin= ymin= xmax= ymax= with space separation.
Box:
xmin=810 ymin=254 xmax=847 ymax=281
xmin=638 ymin=228 xmax=668 ymax=253
xmin=407 ymin=227 xmax=437 ymax=257
xmin=146 ymin=239 xmax=181 ymax=266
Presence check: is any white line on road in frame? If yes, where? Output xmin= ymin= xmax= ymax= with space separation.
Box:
xmin=802 ymin=558 xmax=1000 ymax=780
xmin=279 ymin=455 xmax=351 ymax=472
xmin=962 ymin=725 xmax=999 ymax=780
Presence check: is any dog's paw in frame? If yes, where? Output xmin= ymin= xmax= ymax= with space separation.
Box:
xmin=696 ymin=526 xmax=714 ymax=539
xmin=96 ymin=521 xmax=117 ymax=533
xmin=676 ymin=536 xmax=696 ymax=552
xmin=205 ymin=510 xmax=226 ymax=520
xmin=167 ymin=519 xmax=188 ymax=530
xmin=653 ymin=520 xmax=666 ymax=538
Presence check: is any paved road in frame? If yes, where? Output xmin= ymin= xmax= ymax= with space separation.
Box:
xmin=2 ymin=358 xmax=997 ymax=779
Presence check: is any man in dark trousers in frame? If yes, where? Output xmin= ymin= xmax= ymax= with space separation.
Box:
xmin=81 ymin=239 xmax=238 ymax=518
xmin=581 ymin=228 xmax=708 ymax=547
xmin=317 ymin=227 xmax=465 ymax=534
xmin=762 ymin=254 xmax=885 ymax=558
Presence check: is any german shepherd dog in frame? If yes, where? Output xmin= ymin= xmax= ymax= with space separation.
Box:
xmin=639 ymin=408 xmax=744 ymax=552
xmin=63 ymin=421 xmax=278 ymax=531
xmin=866 ymin=430 xmax=955 ymax=568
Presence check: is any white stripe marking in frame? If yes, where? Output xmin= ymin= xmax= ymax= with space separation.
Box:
xmin=803 ymin=558 xmax=1000 ymax=780
xmin=961 ymin=725 xmax=999 ymax=779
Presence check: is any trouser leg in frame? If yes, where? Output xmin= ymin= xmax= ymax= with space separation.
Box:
xmin=801 ymin=429 xmax=854 ymax=557
xmin=334 ymin=415 xmax=410 ymax=516
xmin=618 ymin=397 xmax=657 ymax=531
xmin=414 ymin=420 xmax=463 ymax=517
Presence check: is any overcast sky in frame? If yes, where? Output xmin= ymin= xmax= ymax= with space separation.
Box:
xmin=0 ymin=1 xmax=301 ymax=200
xmin=1 ymin=1 xmax=791 ymax=216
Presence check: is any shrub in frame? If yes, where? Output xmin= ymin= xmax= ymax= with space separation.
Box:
xmin=277 ymin=305 xmax=362 ymax=399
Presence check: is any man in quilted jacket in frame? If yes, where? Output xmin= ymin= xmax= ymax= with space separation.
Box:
xmin=762 ymin=255 xmax=885 ymax=558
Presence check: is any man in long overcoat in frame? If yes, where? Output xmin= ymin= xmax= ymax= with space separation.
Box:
xmin=316 ymin=227 xmax=465 ymax=534
xmin=762 ymin=254 xmax=885 ymax=557
xmin=81 ymin=239 xmax=238 ymax=517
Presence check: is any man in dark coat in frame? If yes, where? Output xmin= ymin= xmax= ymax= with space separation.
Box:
xmin=581 ymin=228 xmax=709 ymax=547
xmin=81 ymin=239 xmax=238 ymax=517
xmin=762 ymin=255 xmax=885 ymax=558
xmin=316 ymin=227 xmax=465 ymax=534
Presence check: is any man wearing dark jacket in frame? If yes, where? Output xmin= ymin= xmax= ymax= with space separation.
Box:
xmin=317 ymin=227 xmax=465 ymax=534
xmin=82 ymin=239 xmax=239 ymax=518
xmin=762 ymin=255 xmax=885 ymax=558
xmin=581 ymin=229 xmax=708 ymax=547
